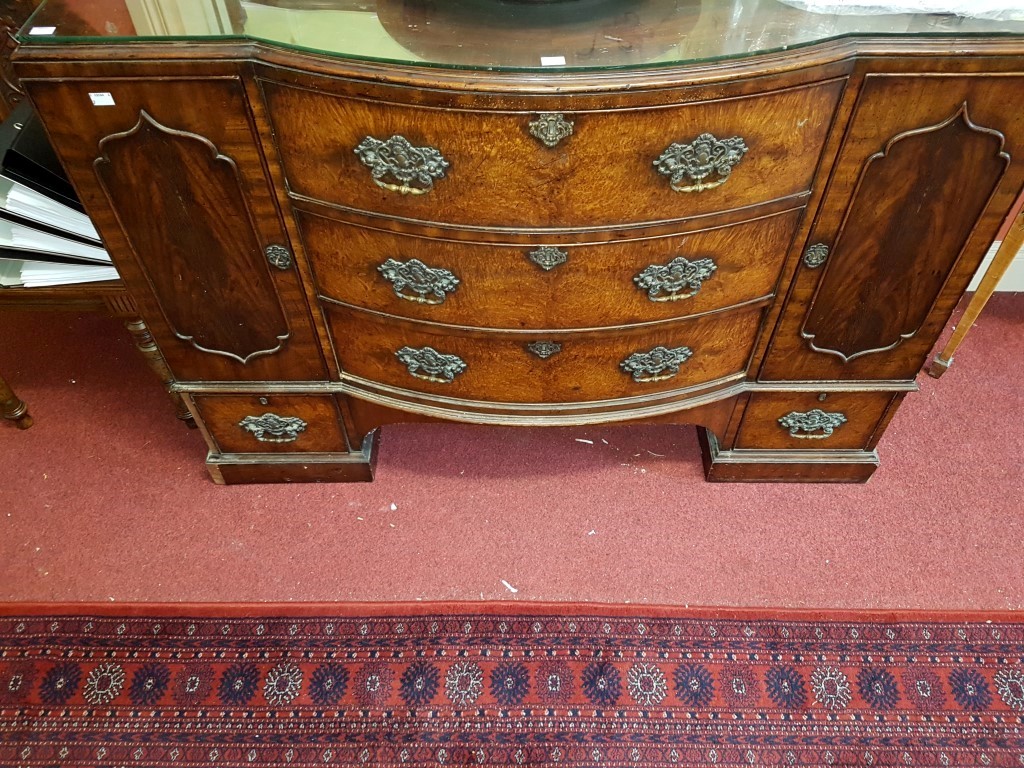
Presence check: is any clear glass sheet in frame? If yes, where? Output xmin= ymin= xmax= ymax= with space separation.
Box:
xmin=18 ymin=0 xmax=1024 ymax=71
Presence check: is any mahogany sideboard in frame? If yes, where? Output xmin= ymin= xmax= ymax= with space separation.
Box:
xmin=12 ymin=0 xmax=1024 ymax=483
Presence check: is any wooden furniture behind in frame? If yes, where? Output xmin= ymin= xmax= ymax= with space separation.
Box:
xmin=930 ymin=205 xmax=1024 ymax=378
xmin=0 ymin=0 xmax=191 ymax=430
xmin=0 ymin=370 xmax=30 ymax=427
xmin=12 ymin=2 xmax=1024 ymax=482
xmin=0 ymin=281 xmax=194 ymax=425
xmin=0 ymin=0 xmax=39 ymax=429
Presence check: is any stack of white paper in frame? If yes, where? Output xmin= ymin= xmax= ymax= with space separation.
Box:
xmin=777 ymin=0 xmax=1024 ymax=20
xmin=0 ymin=219 xmax=110 ymax=263
xmin=0 ymin=176 xmax=100 ymax=242
xmin=0 ymin=258 xmax=119 ymax=288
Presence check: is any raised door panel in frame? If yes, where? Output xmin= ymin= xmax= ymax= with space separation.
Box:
xmin=23 ymin=77 xmax=326 ymax=382
xmin=761 ymin=74 xmax=1024 ymax=382
xmin=95 ymin=111 xmax=292 ymax=364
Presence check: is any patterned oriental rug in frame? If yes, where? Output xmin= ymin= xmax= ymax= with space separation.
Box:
xmin=1 ymin=604 xmax=1023 ymax=767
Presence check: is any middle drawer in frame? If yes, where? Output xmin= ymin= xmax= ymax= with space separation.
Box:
xmin=326 ymin=302 xmax=765 ymax=404
xmin=301 ymin=207 xmax=800 ymax=330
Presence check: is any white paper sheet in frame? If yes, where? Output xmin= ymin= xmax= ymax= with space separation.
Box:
xmin=777 ymin=0 xmax=1024 ymax=20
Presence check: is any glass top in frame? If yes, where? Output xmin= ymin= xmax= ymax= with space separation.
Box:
xmin=18 ymin=0 xmax=1024 ymax=72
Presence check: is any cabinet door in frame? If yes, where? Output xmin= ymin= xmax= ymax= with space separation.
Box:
xmin=762 ymin=74 xmax=1024 ymax=382
xmin=25 ymin=77 xmax=325 ymax=382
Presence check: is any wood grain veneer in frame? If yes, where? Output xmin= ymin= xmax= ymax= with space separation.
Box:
xmin=325 ymin=302 xmax=766 ymax=404
xmin=735 ymin=391 xmax=898 ymax=451
xmin=299 ymin=207 xmax=801 ymax=330
xmin=13 ymin=34 xmax=1024 ymax=483
xmin=191 ymin=394 xmax=350 ymax=454
xmin=260 ymin=77 xmax=845 ymax=229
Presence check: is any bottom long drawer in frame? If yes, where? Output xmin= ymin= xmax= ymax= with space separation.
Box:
xmin=325 ymin=303 xmax=766 ymax=404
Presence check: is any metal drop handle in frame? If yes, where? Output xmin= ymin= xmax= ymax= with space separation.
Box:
xmin=634 ymin=256 xmax=717 ymax=302
xmin=620 ymin=345 xmax=693 ymax=383
xmin=396 ymin=346 xmax=467 ymax=384
xmin=354 ymin=135 xmax=449 ymax=195
xmin=654 ymin=133 xmax=748 ymax=193
xmin=778 ymin=409 xmax=847 ymax=439
xmin=238 ymin=413 xmax=307 ymax=443
xmin=378 ymin=258 xmax=460 ymax=305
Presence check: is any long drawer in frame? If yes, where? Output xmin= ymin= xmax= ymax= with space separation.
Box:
xmin=301 ymin=207 xmax=801 ymax=330
xmin=325 ymin=303 xmax=765 ymax=403
xmin=261 ymin=78 xmax=844 ymax=229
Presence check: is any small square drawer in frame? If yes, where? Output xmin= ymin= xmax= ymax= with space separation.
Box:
xmin=735 ymin=391 xmax=901 ymax=451
xmin=190 ymin=394 xmax=349 ymax=454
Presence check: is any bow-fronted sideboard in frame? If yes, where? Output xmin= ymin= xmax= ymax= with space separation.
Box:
xmin=14 ymin=0 xmax=1024 ymax=482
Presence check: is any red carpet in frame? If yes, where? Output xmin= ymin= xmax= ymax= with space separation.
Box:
xmin=1 ymin=603 xmax=1023 ymax=767
xmin=0 ymin=295 xmax=1022 ymax=608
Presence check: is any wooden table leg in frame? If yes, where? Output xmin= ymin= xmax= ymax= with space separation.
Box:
xmin=0 ymin=371 xmax=32 ymax=429
xmin=123 ymin=317 xmax=196 ymax=426
xmin=101 ymin=296 xmax=195 ymax=427
xmin=929 ymin=206 xmax=1024 ymax=378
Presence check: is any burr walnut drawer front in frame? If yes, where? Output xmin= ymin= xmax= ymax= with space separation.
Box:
xmin=301 ymin=207 xmax=801 ymax=330
xmin=191 ymin=394 xmax=349 ymax=454
xmin=735 ymin=391 xmax=900 ymax=451
xmin=325 ymin=303 xmax=764 ymax=404
xmin=261 ymin=78 xmax=844 ymax=228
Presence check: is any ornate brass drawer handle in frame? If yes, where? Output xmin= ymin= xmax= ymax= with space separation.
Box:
xmin=378 ymin=258 xmax=460 ymax=305
xmin=526 ymin=340 xmax=562 ymax=359
xmin=354 ymin=135 xmax=449 ymax=195
xmin=654 ymin=133 xmax=748 ymax=193
xmin=620 ymin=345 xmax=693 ymax=383
xmin=396 ymin=346 xmax=467 ymax=383
xmin=777 ymin=409 xmax=848 ymax=439
xmin=634 ymin=256 xmax=718 ymax=302
xmin=238 ymin=413 xmax=308 ymax=443
xmin=528 ymin=113 xmax=574 ymax=148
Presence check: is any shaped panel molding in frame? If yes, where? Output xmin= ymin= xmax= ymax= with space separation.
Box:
xmin=95 ymin=111 xmax=290 ymax=364
xmin=800 ymin=103 xmax=1009 ymax=362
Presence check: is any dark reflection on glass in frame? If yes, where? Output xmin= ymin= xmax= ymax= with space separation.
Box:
xmin=376 ymin=0 xmax=702 ymax=67
xmin=17 ymin=0 xmax=1024 ymax=72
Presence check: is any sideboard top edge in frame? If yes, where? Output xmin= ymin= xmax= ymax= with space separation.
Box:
xmin=15 ymin=36 xmax=1024 ymax=92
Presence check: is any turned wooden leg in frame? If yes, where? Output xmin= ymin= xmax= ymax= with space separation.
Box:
xmin=123 ymin=317 xmax=196 ymax=426
xmin=0 ymin=371 xmax=32 ymax=429
xmin=929 ymin=206 xmax=1024 ymax=378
